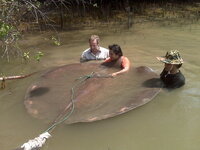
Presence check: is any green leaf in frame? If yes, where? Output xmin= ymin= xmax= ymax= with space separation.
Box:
xmin=23 ymin=52 xmax=30 ymax=60
xmin=34 ymin=51 xmax=44 ymax=62
xmin=51 ymin=36 xmax=61 ymax=46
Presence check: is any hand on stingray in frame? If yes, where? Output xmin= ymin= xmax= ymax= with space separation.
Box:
xmin=110 ymin=73 xmax=117 ymax=77
xmin=93 ymin=72 xmax=113 ymax=78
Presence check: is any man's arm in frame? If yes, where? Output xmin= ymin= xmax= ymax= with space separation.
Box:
xmin=80 ymin=57 xmax=87 ymax=63
xmin=80 ymin=50 xmax=87 ymax=63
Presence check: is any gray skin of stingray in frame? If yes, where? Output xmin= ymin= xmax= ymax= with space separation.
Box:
xmin=24 ymin=63 xmax=162 ymax=124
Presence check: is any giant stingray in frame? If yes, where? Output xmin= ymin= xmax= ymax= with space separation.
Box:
xmin=24 ymin=63 xmax=162 ymax=124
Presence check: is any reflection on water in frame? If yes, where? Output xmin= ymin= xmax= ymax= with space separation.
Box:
xmin=1 ymin=21 xmax=200 ymax=150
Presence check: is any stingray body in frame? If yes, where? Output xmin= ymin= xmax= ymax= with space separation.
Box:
xmin=24 ymin=63 xmax=161 ymax=124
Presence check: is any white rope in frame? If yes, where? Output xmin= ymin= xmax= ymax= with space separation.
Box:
xmin=21 ymin=132 xmax=51 ymax=150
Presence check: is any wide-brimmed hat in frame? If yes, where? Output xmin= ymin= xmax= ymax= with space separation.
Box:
xmin=156 ymin=50 xmax=183 ymax=64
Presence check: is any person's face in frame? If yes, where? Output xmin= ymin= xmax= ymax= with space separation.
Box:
xmin=89 ymin=39 xmax=99 ymax=53
xmin=164 ymin=63 xmax=174 ymax=71
xmin=109 ymin=50 xmax=120 ymax=60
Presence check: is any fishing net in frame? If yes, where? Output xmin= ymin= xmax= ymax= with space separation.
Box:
xmin=24 ymin=63 xmax=162 ymax=124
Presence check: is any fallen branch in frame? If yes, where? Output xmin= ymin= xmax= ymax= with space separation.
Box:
xmin=0 ymin=72 xmax=37 ymax=81
xmin=0 ymin=72 xmax=37 ymax=89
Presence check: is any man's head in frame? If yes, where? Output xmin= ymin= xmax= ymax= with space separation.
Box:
xmin=89 ymin=35 xmax=100 ymax=53
xmin=157 ymin=50 xmax=183 ymax=65
xmin=157 ymin=50 xmax=183 ymax=71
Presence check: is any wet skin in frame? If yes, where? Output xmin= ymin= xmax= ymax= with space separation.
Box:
xmin=109 ymin=50 xmax=120 ymax=60
xmin=164 ymin=63 xmax=173 ymax=71
xmin=164 ymin=63 xmax=179 ymax=74
xmin=89 ymin=39 xmax=100 ymax=54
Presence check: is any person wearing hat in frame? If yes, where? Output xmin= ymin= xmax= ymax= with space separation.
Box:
xmin=156 ymin=50 xmax=185 ymax=89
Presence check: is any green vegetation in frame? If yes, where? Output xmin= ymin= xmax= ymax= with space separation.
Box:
xmin=0 ymin=0 xmax=200 ymax=61
xmin=0 ymin=0 xmax=63 ymax=61
xmin=51 ymin=36 xmax=61 ymax=46
xmin=23 ymin=52 xmax=30 ymax=60
xmin=34 ymin=51 xmax=44 ymax=62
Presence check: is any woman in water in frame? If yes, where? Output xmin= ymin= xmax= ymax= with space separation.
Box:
xmin=102 ymin=44 xmax=130 ymax=77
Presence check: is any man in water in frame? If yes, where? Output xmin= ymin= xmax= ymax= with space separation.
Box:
xmin=80 ymin=35 xmax=109 ymax=62
xmin=156 ymin=50 xmax=185 ymax=89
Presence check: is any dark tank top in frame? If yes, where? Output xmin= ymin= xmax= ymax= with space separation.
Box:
xmin=160 ymin=70 xmax=185 ymax=89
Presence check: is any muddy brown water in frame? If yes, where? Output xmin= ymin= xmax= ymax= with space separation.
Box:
xmin=0 ymin=21 xmax=200 ymax=150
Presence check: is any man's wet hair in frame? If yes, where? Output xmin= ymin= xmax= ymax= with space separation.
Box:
xmin=89 ymin=35 xmax=100 ymax=44
xmin=108 ymin=44 xmax=123 ymax=56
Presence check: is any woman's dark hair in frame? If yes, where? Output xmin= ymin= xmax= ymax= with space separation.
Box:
xmin=108 ymin=44 xmax=123 ymax=56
